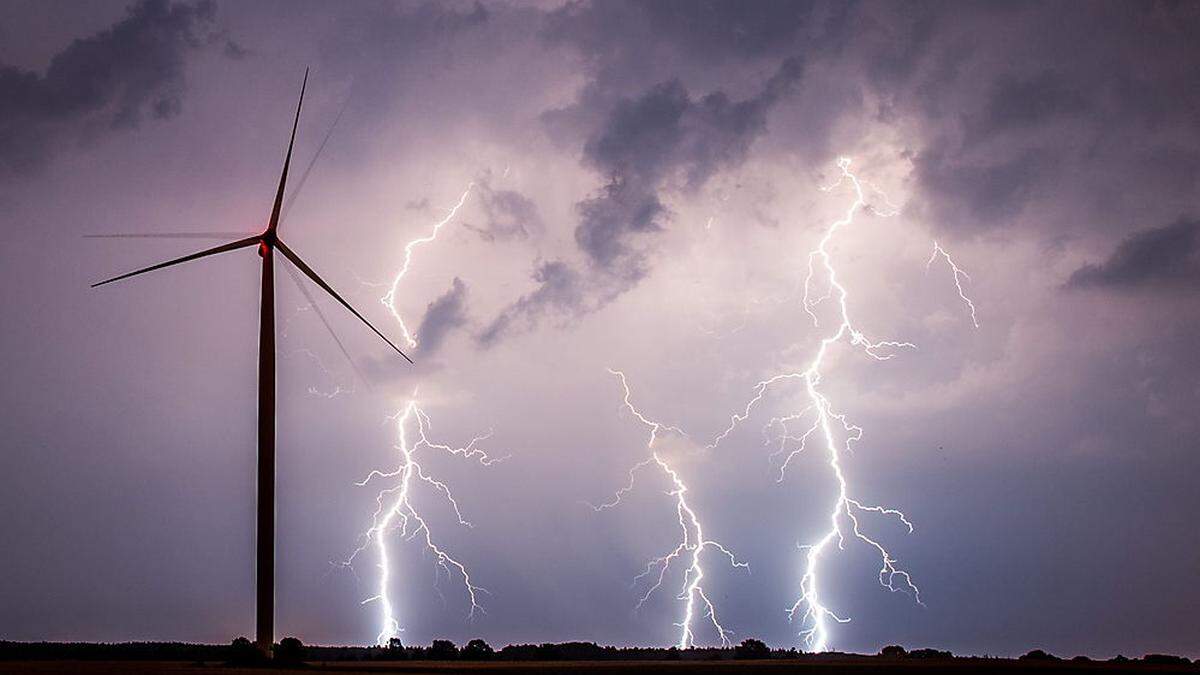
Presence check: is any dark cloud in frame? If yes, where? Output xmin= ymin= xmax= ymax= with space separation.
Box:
xmin=466 ymin=177 xmax=543 ymax=242
xmin=543 ymin=0 xmax=815 ymax=72
xmin=414 ymin=277 xmax=469 ymax=357
xmin=321 ymin=0 xmax=490 ymax=107
xmin=582 ymin=60 xmax=802 ymax=190
xmin=539 ymin=0 xmax=810 ymax=289
xmin=222 ymin=38 xmax=248 ymax=60
xmin=477 ymin=261 xmax=585 ymax=348
xmin=482 ymin=56 xmax=806 ymax=347
xmin=328 ymin=0 xmax=487 ymax=54
xmin=973 ymin=71 xmax=1087 ymax=138
xmin=583 ymin=80 xmax=690 ymax=185
xmin=914 ymin=145 xmax=1050 ymax=227
xmin=573 ymin=180 xmax=664 ymax=281
xmin=473 ymin=4 xmax=810 ymax=348
xmin=1067 ymin=219 xmax=1200 ymax=290
xmin=912 ymin=71 xmax=1086 ymax=228
xmin=0 ymin=0 xmax=221 ymax=175
xmin=849 ymin=2 xmax=1200 ymax=235
xmin=578 ymin=57 xmax=804 ymax=275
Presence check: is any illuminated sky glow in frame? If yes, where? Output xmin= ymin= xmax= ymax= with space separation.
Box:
xmin=1 ymin=0 xmax=1198 ymax=660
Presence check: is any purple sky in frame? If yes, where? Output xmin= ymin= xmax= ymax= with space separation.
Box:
xmin=1 ymin=0 xmax=1198 ymax=659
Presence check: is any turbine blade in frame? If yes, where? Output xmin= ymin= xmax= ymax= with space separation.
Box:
xmin=275 ymin=239 xmax=413 ymax=364
xmin=91 ymin=236 xmax=260 ymax=288
xmin=281 ymin=257 xmax=369 ymax=387
xmin=84 ymin=232 xmax=253 ymax=240
xmin=279 ymin=88 xmax=350 ymax=226
xmin=268 ymin=68 xmax=308 ymax=233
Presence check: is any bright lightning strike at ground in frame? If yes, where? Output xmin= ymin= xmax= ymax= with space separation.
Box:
xmin=342 ymin=399 xmax=502 ymax=645
xmin=381 ymin=185 xmax=474 ymax=348
xmin=707 ymin=158 xmax=945 ymax=652
xmin=593 ymin=369 xmax=747 ymax=649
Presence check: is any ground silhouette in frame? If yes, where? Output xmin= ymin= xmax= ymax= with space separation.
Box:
xmin=1 ymin=639 xmax=1195 ymax=673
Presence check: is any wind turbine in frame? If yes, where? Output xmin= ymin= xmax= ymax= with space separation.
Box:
xmin=91 ymin=69 xmax=410 ymax=655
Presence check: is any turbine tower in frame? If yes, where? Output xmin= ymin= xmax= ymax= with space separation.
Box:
xmin=91 ymin=69 xmax=410 ymax=655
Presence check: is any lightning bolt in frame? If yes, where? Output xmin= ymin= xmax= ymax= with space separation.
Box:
xmin=927 ymin=241 xmax=980 ymax=328
xmin=381 ymin=184 xmax=474 ymax=348
xmin=342 ymin=398 xmax=503 ymax=645
xmin=593 ymin=369 xmax=748 ymax=649
xmin=707 ymin=158 xmax=936 ymax=652
xmin=340 ymin=182 xmax=485 ymax=645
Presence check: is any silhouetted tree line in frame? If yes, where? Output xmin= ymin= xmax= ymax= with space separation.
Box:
xmin=3 ymin=638 xmax=1195 ymax=667
xmin=0 ymin=641 xmax=229 ymax=662
xmin=879 ymin=645 xmax=954 ymax=659
xmin=0 ymin=638 xmax=308 ymax=666
xmin=1015 ymin=648 xmax=1193 ymax=667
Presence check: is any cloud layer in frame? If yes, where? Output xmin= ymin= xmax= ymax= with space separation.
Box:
xmin=0 ymin=0 xmax=228 ymax=175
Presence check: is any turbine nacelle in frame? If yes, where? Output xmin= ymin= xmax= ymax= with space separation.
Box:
xmin=258 ymin=225 xmax=278 ymax=254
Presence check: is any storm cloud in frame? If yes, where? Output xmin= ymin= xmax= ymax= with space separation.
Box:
xmin=0 ymin=0 xmax=224 ymax=175
xmin=480 ymin=55 xmax=804 ymax=345
xmin=477 ymin=260 xmax=584 ymax=348
xmin=847 ymin=2 xmax=1200 ymax=236
xmin=467 ymin=177 xmax=543 ymax=242
xmin=415 ymin=277 xmax=469 ymax=357
xmin=1067 ymin=219 xmax=1200 ymax=290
